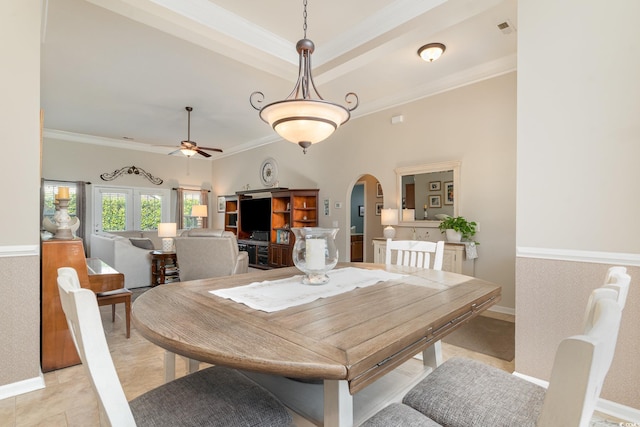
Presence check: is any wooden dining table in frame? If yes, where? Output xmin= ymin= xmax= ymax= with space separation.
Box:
xmin=132 ymin=263 xmax=501 ymax=426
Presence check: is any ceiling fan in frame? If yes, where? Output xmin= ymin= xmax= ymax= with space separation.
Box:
xmin=167 ymin=106 xmax=223 ymax=158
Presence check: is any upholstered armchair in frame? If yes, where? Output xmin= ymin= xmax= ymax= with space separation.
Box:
xmin=175 ymin=229 xmax=249 ymax=281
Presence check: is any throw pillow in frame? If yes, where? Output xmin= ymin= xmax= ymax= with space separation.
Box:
xmin=129 ymin=237 xmax=154 ymax=250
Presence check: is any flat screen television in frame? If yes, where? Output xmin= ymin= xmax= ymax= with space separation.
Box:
xmin=239 ymin=197 xmax=271 ymax=235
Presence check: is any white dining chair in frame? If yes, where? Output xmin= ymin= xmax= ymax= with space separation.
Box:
xmin=584 ymin=266 xmax=630 ymax=332
xmin=364 ymin=271 xmax=630 ymax=427
xmin=57 ymin=267 xmax=292 ymax=427
xmin=385 ymin=239 xmax=445 ymax=270
xmin=385 ymin=239 xmax=446 ymax=368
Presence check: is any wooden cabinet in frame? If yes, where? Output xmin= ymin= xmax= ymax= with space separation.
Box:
xmin=151 ymin=251 xmax=180 ymax=285
xmin=238 ymin=240 xmax=269 ymax=269
xmin=269 ymin=189 xmax=318 ymax=268
xmin=371 ymin=239 xmax=474 ymax=275
xmin=350 ymin=234 xmax=363 ymax=262
xmin=442 ymin=243 xmax=463 ymax=274
xmin=231 ymin=188 xmax=319 ymax=269
xmin=223 ymin=196 xmax=238 ymax=235
xmin=269 ymin=243 xmax=292 ymax=268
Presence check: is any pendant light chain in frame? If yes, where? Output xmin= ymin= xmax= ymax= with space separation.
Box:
xmin=303 ymin=0 xmax=308 ymax=39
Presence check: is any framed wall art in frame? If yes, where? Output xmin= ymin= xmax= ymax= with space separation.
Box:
xmin=429 ymin=195 xmax=441 ymax=208
xmin=375 ymin=202 xmax=383 ymax=215
xmin=217 ymin=196 xmax=225 ymax=212
xmin=444 ymin=181 xmax=454 ymax=205
xmin=376 ymin=182 xmax=383 ymax=198
xmin=429 ymin=181 xmax=441 ymax=191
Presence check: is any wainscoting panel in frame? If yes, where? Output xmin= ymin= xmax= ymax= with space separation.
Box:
xmin=0 ymin=247 xmax=41 ymax=396
xmin=515 ymin=254 xmax=639 ymax=411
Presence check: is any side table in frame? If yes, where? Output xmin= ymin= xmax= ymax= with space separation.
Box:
xmin=151 ymin=251 xmax=180 ymax=286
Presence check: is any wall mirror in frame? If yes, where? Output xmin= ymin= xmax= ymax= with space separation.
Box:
xmin=395 ymin=160 xmax=460 ymax=227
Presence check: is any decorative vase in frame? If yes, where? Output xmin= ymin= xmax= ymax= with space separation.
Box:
xmin=292 ymin=227 xmax=339 ymax=285
xmin=445 ymin=229 xmax=462 ymax=242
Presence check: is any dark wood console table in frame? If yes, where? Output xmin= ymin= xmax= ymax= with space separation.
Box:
xmin=151 ymin=251 xmax=180 ymax=285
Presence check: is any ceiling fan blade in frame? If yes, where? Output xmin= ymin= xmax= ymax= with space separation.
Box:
xmin=196 ymin=149 xmax=212 ymax=158
xmin=199 ymin=146 xmax=223 ymax=153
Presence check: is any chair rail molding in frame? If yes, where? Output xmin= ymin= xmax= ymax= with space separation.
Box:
xmin=516 ymin=246 xmax=640 ymax=267
xmin=0 ymin=245 xmax=39 ymax=258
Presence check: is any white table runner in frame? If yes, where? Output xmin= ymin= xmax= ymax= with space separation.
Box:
xmin=210 ymin=267 xmax=406 ymax=313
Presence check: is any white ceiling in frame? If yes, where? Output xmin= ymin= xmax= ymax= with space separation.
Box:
xmin=41 ymin=0 xmax=517 ymax=158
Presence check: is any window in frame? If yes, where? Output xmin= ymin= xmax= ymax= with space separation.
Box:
xmin=43 ymin=181 xmax=78 ymax=220
xmin=182 ymin=190 xmax=202 ymax=229
xmin=94 ymin=186 xmax=170 ymax=233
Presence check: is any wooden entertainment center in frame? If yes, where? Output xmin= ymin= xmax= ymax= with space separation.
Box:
xmin=223 ymin=188 xmax=319 ymax=269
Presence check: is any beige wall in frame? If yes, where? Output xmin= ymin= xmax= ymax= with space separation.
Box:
xmin=517 ymin=0 xmax=640 ymax=409
xmin=0 ymin=0 xmax=43 ymax=392
xmin=42 ymin=138 xmax=215 ymax=245
xmin=212 ymin=72 xmax=517 ymax=310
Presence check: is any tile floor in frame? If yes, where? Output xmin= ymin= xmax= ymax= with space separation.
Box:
xmin=0 ymin=298 xmax=624 ymax=426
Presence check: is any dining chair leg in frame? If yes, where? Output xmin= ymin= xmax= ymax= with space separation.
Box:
xmin=111 ymin=304 xmax=116 ymax=322
xmin=124 ymin=296 xmax=131 ymax=338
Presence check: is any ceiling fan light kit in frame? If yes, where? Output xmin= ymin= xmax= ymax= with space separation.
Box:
xmin=168 ymin=106 xmax=223 ymax=158
xmin=250 ymin=0 xmax=358 ymax=154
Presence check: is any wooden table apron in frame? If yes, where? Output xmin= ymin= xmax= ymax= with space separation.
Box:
xmin=131 ymin=263 xmax=501 ymax=395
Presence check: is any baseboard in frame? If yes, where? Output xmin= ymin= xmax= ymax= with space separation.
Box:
xmin=0 ymin=372 xmax=45 ymax=400
xmin=516 ymin=246 xmax=640 ymax=267
xmin=513 ymin=371 xmax=640 ymax=423
xmin=487 ymin=305 xmax=515 ymax=316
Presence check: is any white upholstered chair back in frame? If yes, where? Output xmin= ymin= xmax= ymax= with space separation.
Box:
xmin=385 ymin=239 xmax=445 ymax=270
xmin=57 ymin=268 xmax=137 ymax=426
xmin=175 ymin=229 xmax=248 ymax=281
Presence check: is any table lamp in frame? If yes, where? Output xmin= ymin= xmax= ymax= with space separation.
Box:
xmin=191 ymin=205 xmax=208 ymax=228
xmin=402 ymin=209 xmax=415 ymax=222
xmin=158 ymin=223 xmax=177 ymax=252
xmin=381 ymin=208 xmax=398 ymax=239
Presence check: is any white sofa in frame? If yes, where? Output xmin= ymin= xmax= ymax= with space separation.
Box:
xmin=89 ymin=231 xmax=168 ymax=288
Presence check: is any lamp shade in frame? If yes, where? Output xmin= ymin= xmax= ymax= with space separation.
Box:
xmin=180 ymin=148 xmax=197 ymax=157
xmin=260 ymin=99 xmax=350 ymax=147
xmin=191 ymin=205 xmax=208 ymax=217
xmin=402 ymin=209 xmax=415 ymax=222
xmin=158 ymin=223 xmax=177 ymax=238
xmin=380 ymin=209 xmax=398 ymax=226
xmin=418 ymin=43 xmax=446 ymax=62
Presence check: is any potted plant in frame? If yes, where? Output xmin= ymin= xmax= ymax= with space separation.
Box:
xmin=438 ymin=216 xmax=478 ymax=244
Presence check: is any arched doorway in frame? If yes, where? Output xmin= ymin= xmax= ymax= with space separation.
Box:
xmin=348 ymin=174 xmax=384 ymax=262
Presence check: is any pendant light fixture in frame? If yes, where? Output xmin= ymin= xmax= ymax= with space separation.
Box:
xmin=250 ymin=0 xmax=358 ymax=154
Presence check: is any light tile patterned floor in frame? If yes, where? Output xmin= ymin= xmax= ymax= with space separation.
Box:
xmin=0 ymin=298 xmax=628 ymax=426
